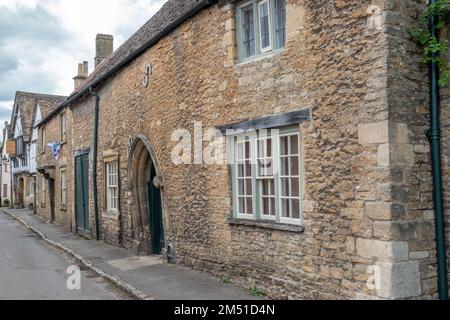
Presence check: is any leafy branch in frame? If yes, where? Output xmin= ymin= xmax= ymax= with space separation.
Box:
xmin=411 ymin=0 xmax=450 ymax=86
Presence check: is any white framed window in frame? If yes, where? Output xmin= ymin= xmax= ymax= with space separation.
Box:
xmin=237 ymin=0 xmax=286 ymax=60
xmin=61 ymin=169 xmax=67 ymax=207
xmin=106 ymin=161 xmax=119 ymax=212
xmin=257 ymin=135 xmax=276 ymax=220
xmin=27 ymin=177 xmax=33 ymax=197
xmin=258 ymin=0 xmax=272 ymax=53
xmin=235 ymin=137 xmax=254 ymax=219
xmin=230 ymin=126 xmax=302 ymax=225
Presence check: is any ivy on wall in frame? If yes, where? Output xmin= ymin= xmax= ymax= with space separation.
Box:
xmin=412 ymin=0 xmax=450 ymax=86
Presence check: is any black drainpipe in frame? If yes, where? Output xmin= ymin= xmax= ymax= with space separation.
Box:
xmin=427 ymin=0 xmax=448 ymax=301
xmin=89 ymin=87 xmax=100 ymax=241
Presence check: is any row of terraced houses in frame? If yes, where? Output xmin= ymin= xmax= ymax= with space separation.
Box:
xmin=1 ymin=0 xmax=450 ymax=300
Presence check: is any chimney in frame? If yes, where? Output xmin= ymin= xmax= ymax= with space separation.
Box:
xmin=95 ymin=34 xmax=114 ymax=68
xmin=73 ymin=61 xmax=89 ymax=90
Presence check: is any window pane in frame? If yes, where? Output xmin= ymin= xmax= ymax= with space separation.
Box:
xmin=246 ymin=197 xmax=253 ymax=214
xmin=238 ymin=164 xmax=245 ymax=177
xmin=275 ymin=0 xmax=286 ymax=49
xmin=259 ymin=2 xmax=270 ymax=49
xmin=292 ymin=178 xmax=300 ymax=197
xmin=290 ymin=156 xmax=299 ymax=176
xmin=281 ymin=178 xmax=290 ymax=196
xmin=245 ymin=141 xmax=250 ymax=159
xmin=269 ymin=179 xmax=275 ymax=195
xmin=290 ymin=135 xmax=299 ymax=155
xmin=237 ymin=143 xmax=244 ymax=160
xmin=241 ymin=5 xmax=255 ymax=58
xmin=292 ymin=199 xmax=300 ymax=219
xmin=245 ymin=178 xmax=252 ymax=196
xmin=262 ymin=198 xmax=269 ymax=215
xmin=280 ymin=136 xmax=289 ymax=155
xmin=239 ymin=198 xmax=245 ymax=214
xmin=238 ymin=180 xmax=245 ymax=195
xmin=262 ymin=179 xmax=269 ymax=195
xmin=270 ymin=198 xmax=276 ymax=215
xmin=281 ymin=157 xmax=289 ymax=176
xmin=245 ymin=160 xmax=252 ymax=177
xmin=282 ymin=199 xmax=290 ymax=218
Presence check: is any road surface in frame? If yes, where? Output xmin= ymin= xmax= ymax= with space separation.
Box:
xmin=0 ymin=212 xmax=131 ymax=300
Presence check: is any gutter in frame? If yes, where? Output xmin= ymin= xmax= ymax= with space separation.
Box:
xmin=427 ymin=0 xmax=449 ymax=301
xmin=41 ymin=0 xmax=217 ymax=122
xmin=89 ymin=87 xmax=100 ymax=241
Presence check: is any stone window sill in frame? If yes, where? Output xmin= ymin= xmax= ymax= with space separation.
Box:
xmin=228 ymin=218 xmax=305 ymax=233
xmin=236 ymin=49 xmax=284 ymax=67
xmin=102 ymin=211 xmax=120 ymax=221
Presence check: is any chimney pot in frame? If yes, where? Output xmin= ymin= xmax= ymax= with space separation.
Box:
xmin=73 ymin=61 xmax=89 ymax=90
xmin=95 ymin=34 xmax=114 ymax=68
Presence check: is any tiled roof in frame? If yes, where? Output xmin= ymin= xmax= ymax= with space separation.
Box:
xmin=10 ymin=91 xmax=66 ymax=142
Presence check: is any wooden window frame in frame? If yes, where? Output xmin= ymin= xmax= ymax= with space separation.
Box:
xmin=236 ymin=0 xmax=286 ymax=62
xmin=230 ymin=126 xmax=302 ymax=226
xmin=105 ymin=160 xmax=119 ymax=213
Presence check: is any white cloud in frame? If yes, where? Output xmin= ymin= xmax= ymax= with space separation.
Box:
xmin=0 ymin=0 xmax=166 ymax=137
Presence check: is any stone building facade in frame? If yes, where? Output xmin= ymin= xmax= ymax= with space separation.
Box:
xmin=37 ymin=0 xmax=450 ymax=299
xmin=8 ymin=92 xmax=65 ymax=212
xmin=36 ymin=107 xmax=72 ymax=227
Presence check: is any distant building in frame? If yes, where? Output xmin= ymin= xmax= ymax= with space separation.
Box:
xmin=8 ymin=92 xmax=65 ymax=212
xmin=1 ymin=122 xmax=12 ymax=206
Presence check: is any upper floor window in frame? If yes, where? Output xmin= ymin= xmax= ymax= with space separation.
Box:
xmin=237 ymin=0 xmax=286 ymax=61
xmin=230 ymin=125 xmax=302 ymax=225
xmin=60 ymin=112 xmax=67 ymax=141
xmin=41 ymin=126 xmax=46 ymax=153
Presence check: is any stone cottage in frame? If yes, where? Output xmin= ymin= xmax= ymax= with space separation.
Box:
xmin=35 ymin=97 xmax=71 ymax=226
xmin=8 ymin=92 xmax=65 ymax=211
xmin=37 ymin=0 xmax=450 ymax=299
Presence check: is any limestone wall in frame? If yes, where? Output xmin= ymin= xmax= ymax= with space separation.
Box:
xmin=68 ymin=0 xmax=446 ymax=299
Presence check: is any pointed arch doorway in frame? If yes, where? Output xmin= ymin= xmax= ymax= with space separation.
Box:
xmin=129 ymin=135 xmax=164 ymax=256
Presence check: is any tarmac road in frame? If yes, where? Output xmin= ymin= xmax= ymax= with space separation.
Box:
xmin=0 ymin=212 xmax=131 ymax=300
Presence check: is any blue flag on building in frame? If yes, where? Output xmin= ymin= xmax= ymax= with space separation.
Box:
xmin=48 ymin=142 xmax=61 ymax=161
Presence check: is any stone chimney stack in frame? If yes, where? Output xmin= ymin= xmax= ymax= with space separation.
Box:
xmin=73 ymin=61 xmax=89 ymax=90
xmin=95 ymin=34 xmax=114 ymax=68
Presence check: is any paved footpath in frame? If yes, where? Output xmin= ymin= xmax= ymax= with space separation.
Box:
xmin=1 ymin=209 xmax=259 ymax=300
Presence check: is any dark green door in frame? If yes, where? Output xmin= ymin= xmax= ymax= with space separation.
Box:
xmin=75 ymin=154 xmax=90 ymax=234
xmin=148 ymin=165 xmax=164 ymax=254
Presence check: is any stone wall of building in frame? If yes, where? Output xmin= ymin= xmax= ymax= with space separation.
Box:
xmin=68 ymin=0 xmax=447 ymax=299
xmin=36 ymin=108 xmax=73 ymax=229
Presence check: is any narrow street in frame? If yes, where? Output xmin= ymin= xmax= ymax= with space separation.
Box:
xmin=0 ymin=213 xmax=131 ymax=300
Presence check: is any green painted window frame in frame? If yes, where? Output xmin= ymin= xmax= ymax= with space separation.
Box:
xmin=229 ymin=125 xmax=303 ymax=226
xmin=236 ymin=0 xmax=286 ymax=62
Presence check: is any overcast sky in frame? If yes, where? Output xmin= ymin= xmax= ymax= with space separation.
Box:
xmin=0 ymin=0 xmax=166 ymax=139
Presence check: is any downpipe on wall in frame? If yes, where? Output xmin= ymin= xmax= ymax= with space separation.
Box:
xmin=427 ymin=0 xmax=449 ymax=301
xmin=89 ymin=87 xmax=100 ymax=241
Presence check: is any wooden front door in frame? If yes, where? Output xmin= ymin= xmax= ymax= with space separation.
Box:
xmin=75 ymin=154 xmax=90 ymax=235
xmin=49 ymin=178 xmax=55 ymax=223
xmin=147 ymin=165 xmax=164 ymax=255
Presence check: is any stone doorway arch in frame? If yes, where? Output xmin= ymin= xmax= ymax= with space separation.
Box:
xmin=128 ymin=135 xmax=165 ymax=256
